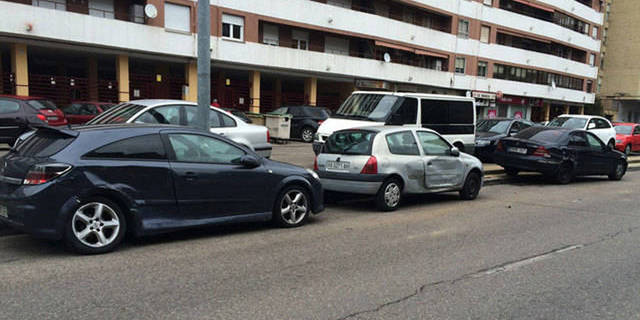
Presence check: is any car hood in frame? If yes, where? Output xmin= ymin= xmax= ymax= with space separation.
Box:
xmin=316 ymin=118 xmax=383 ymax=136
xmin=476 ymin=131 xmax=505 ymax=140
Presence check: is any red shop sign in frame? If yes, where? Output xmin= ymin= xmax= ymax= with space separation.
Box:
xmin=497 ymin=96 xmax=527 ymax=105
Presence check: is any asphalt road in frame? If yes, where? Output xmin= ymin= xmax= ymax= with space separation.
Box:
xmin=1 ymin=170 xmax=639 ymax=319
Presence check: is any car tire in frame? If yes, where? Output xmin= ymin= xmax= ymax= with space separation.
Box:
xmin=608 ymin=140 xmax=615 ymax=150
xmin=375 ymin=178 xmax=402 ymax=211
xmin=64 ymin=197 xmax=127 ymax=255
xmin=273 ymin=186 xmax=311 ymax=228
xmin=608 ymin=160 xmax=627 ymax=181
xmin=459 ymin=172 xmax=481 ymax=200
xmin=625 ymin=144 xmax=631 ymax=156
xmin=301 ymin=127 xmax=315 ymax=143
xmin=555 ymin=163 xmax=574 ymax=185
xmin=504 ymin=167 xmax=519 ymax=177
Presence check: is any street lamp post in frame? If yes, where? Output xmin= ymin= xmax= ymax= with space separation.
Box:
xmin=196 ymin=0 xmax=210 ymax=130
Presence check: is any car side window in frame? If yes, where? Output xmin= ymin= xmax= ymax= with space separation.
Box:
xmin=568 ymin=132 xmax=588 ymax=148
xmin=391 ymin=98 xmax=418 ymax=125
xmin=79 ymin=104 xmax=99 ymax=115
xmin=585 ymin=132 xmax=604 ymax=151
xmin=219 ymin=111 xmax=237 ymax=127
xmin=385 ymin=131 xmax=420 ymax=156
xmin=84 ymin=134 xmax=166 ymax=160
xmin=136 ymin=105 xmax=182 ymax=125
xmin=596 ymin=119 xmax=610 ymax=129
xmin=520 ymin=121 xmax=533 ymax=129
xmin=0 ymin=100 xmax=21 ymax=114
xmin=634 ymin=126 xmax=640 ymax=135
xmin=416 ymin=131 xmax=451 ymax=156
xmin=168 ymin=134 xmax=245 ymax=164
xmin=184 ymin=107 xmax=222 ymax=127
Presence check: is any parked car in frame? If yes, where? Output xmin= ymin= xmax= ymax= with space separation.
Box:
xmin=223 ymin=108 xmax=252 ymax=123
xmin=315 ymin=126 xmax=483 ymax=211
xmin=0 ymin=95 xmax=67 ymax=145
xmin=0 ymin=124 xmax=323 ymax=254
xmin=547 ymin=115 xmax=616 ymax=148
xmin=313 ymin=92 xmax=476 ymax=154
xmin=86 ymin=100 xmax=272 ymax=158
xmin=475 ymin=118 xmax=535 ymax=162
xmin=62 ymin=101 xmax=115 ymax=124
xmin=493 ymin=127 xmax=627 ymax=184
xmin=270 ymin=105 xmax=330 ymax=143
xmin=613 ymin=123 xmax=640 ymax=155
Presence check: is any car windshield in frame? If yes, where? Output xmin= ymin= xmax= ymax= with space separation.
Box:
xmin=477 ymin=120 xmax=511 ymax=134
xmin=615 ymin=125 xmax=633 ymax=135
xmin=325 ymin=130 xmax=376 ymax=155
xmin=27 ymin=100 xmax=58 ymax=111
xmin=86 ymin=103 xmax=146 ymax=125
xmin=547 ymin=117 xmax=587 ymax=129
xmin=334 ymin=94 xmax=399 ymax=122
xmin=515 ymin=128 xmax=566 ymax=143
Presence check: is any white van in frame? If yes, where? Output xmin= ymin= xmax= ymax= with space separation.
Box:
xmin=312 ymin=91 xmax=476 ymax=154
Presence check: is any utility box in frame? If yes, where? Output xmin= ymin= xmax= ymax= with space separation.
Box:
xmin=265 ymin=114 xmax=291 ymax=142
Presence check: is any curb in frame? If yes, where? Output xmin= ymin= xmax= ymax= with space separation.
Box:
xmin=484 ymin=163 xmax=640 ymax=186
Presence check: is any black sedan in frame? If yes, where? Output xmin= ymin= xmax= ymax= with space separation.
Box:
xmin=494 ymin=127 xmax=627 ymax=184
xmin=474 ymin=118 xmax=535 ymax=162
xmin=270 ymin=106 xmax=330 ymax=142
xmin=0 ymin=124 xmax=323 ymax=254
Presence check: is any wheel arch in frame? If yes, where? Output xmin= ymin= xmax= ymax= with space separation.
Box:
xmin=273 ymin=176 xmax=315 ymax=212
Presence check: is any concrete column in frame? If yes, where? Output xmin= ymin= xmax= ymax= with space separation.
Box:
xmin=304 ymin=77 xmax=318 ymax=106
xmin=580 ymin=106 xmax=585 ymax=115
xmin=274 ymin=78 xmax=282 ymax=109
xmin=88 ymin=57 xmax=99 ymax=101
xmin=249 ymin=70 xmax=260 ymax=113
xmin=543 ymin=103 xmax=551 ymax=121
xmin=0 ymin=51 xmax=3 ymax=94
xmin=564 ymin=105 xmax=570 ymax=114
xmin=116 ymin=55 xmax=129 ymax=102
xmin=183 ymin=61 xmax=197 ymax=102
xmin=10 ymin=43 xmax=29 ymax=96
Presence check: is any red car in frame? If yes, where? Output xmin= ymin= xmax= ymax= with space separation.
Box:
xmin=62 ymin=101 xmax=116 ymax=124
xmin=0 ymin=95 xmax=67 ymax=145
xmin=614 ymin=122 xmax=640 ymax=155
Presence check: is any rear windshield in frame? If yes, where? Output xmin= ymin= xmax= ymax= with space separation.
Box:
xmin=304 ymin=108 xmax=329 ymax=118
xmin=334 ymin=94 xmax=399 ymax=121
xmin=615 ymin=125 xmax=633 ymax=135
xmin=548 ymin=117 xmax=586 ymax=129
xmin=477 ymin=120 xmax=511 ymax=134
xmin=515 ymin=127 xmax=567 ymax=143
xmin=14 ymin=131 xmax=75 ymax=157
xmin=27 ymin=100 xmax=58 ymax=111
xmin=325 ymin=130 xmax=376 ymax=155
xmin=87 ymin=103 xmax=146 ymax=125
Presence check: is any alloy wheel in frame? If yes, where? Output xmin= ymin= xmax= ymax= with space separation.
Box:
xmin=280 ymin=190 xmax=308 ymax=225
xmin=302 ymin=128 xmax=314 ymax=142
xmin=71 ymin=202 xmax=120 ymax=248
xmin=384 ymin=183 xmax=401 ymax=208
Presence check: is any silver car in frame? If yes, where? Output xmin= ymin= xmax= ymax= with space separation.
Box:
xmin=315 ymin=126 xmax=483 ymax=211
xmin=86 ymin=100 xmax=272 ymax=157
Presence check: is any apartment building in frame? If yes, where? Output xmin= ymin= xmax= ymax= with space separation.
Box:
xmin=598 ymin=0 xmax=640 ymax=122
xmin=0 ymin=0 xmax=603 ymax=121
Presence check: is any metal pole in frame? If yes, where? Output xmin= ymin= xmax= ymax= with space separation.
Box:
xmin=196 ymin=0 xmax=211 ymax=131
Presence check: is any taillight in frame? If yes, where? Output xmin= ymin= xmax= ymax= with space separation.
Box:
xmin=266 ymin=130 xmax=270 ymax=142
xmin=533 ymin=146 xmax=551 ymax=158
xmin=318 ymin=120 xmax=324 ymax=125
xmin=23 ymin=163 xmax=72 ymax=185
xmin=360 ymin=156 xmax=378 ymax=174
xmin=313 ymin=157 xmax=318 ymax=170
xmin=36 ymin=113 xmax=47 ymax=122
xmin=496 ymin=141 xmax=504 ymax=152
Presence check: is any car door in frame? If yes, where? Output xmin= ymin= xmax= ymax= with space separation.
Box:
xmin=567 ymin=132 xmax=593 ymax=175
xmin=164 ymin=132 xmax=268 ymax=219
xmin=415 ymin=130 xmax=464 ymax=189
xmin=584 ymin=132 xmax=612 ymax=174
xmin=382 ymin=131 xmax=424 ymax=191
xmin=633 ymin=126 xmax=640 ymax=151
xmin=0 ymin=98 xmax=26 ymax=140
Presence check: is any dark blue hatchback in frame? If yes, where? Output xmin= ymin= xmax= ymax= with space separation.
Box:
xmin=0 ymin=124 xmax=323 ymax=254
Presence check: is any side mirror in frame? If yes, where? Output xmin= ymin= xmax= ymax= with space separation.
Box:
xmin=450 ymin=147 xmax=460 ymax=157
xmin=239 ymin=155 xmax=261 ymax=168
xmin=509 ymin=129 xmax=519 ymax=136
xmin=588 ymin=123 xmax=596 ymax=130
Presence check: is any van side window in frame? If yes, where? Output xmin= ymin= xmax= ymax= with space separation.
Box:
xmin=389 ymin=98 xmax=418 ymax=125
xmin=420 ymin=99 xmax=474 ymax=135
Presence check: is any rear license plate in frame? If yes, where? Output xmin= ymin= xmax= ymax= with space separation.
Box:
xmin=508 ymin=147 xmax=528 ymax=154
xmin=326 ymin=161 xmax=350 ymax=170
xmin=0 ymin=205 xmax=7 ymax=218
xmin=47 ymin=116 xmax=59 ymax=121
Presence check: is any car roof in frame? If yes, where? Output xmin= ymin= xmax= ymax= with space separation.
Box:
xmin=74 ymin=123 xmax=197 ymax=133
xmin=127 ymin=99 xmax=197 ymax=107
xmin=0 ymin=94 xmax=48 ymax=101
xmin=614 ymin=122 xmax=637 ymax=126
xmin=337 ymin=125 xmax=437 ymax=135
xmin=479 ymin=117 xmax=519 ymax=121
xmin=351 ymin=91 xmax=475 ymax=102
xmin=556 ymin=114 xmax=605 ymax=120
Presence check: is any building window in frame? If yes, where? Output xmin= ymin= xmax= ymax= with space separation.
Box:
xmin=32 ymin=0 xmax=66 ymax=11
xmin=586 ymin=80 xmax=593 ymax=93
xmin=592 ymin=26 xmax=599 ymax=39
xmin=483 ymin=0 xmax=493 ymax=5
xmin=589 ymin=53 xmax=596 ymax=66
xmin=165 ymin=3 xmax=191 ymax=33
xmin=455 ymin=57 xmax=466 ymax=74
xmin=480 ymin=26 xmax=490 ymax=43
xmin=222 ymin=14 xmax=244 ymax=41
xmin=262 ymin=24 xmax=279 ymax=46
xmin=292 ymin=30 xmax=309 ymax=50
xmin=458 ymin=20 xmax=470 ymax=38
xmin=324 ymin=36 xmax=350 ymax=56
xmin=88 ymin=0 xmax=114 ymax=19
xmin=327 ymin=0 xmax=351 ymax=9
xmin=477 ymin=61 xmax=488 ymax=77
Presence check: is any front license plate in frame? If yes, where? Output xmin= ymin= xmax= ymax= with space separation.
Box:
xmin=508 ymin=147 xmax=528 ymax=154
xmin=0 ymin=205 xmax=7 ymax=218
xmin=326 ymin=161 xmax=350 ymax=170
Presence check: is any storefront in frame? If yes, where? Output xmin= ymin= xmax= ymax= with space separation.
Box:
xmin=472 ymin=91 xmax=496 ymax=120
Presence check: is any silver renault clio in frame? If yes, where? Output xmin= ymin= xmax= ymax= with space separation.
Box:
xmin=315 ymin=126 xmax=483 ymax=211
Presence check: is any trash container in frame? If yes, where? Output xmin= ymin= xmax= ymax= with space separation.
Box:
xmin=265 ymin=114 xmax=292 ymax=143
xmin=246 ymin=112 xmax=265 ymax=126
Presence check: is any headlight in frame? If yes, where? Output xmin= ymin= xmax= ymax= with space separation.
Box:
xmin=306 ymin=169 xmax=319 ymax=180
xmin=475 ymin=139 xmax=490 ymax=147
